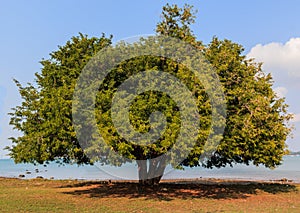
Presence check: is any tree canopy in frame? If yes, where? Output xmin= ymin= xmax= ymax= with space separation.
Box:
xmin=8 ymin=4 xmax=292 ymax=185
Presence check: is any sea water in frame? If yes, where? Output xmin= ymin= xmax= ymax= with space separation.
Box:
xmin=0 ymin=155 xmax=300 ymax=182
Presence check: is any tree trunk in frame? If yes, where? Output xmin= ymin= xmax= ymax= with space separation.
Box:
xmin=137 ymin=160 xmax=147 ymax=185
xmin=137 ymin=156 xmax=167 ymax=190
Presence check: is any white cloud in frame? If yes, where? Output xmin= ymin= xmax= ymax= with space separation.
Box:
xmin=292 ymin=113 xmax=300 ymax=123
xmin=247 ymin=38 xmax=300 ymax=78
xmin=247 ymin=39 xmax=300 ymax=151
xmin=274 ymin=86 xmax=288 ymax=98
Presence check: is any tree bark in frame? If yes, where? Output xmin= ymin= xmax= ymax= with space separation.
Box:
xmin=137 ymin=160 xmax=147 ymax=185
xmin=137 ymin=156 xmax=168 ymax=189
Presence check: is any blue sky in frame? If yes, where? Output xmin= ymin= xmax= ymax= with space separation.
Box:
xmin=1 ymin=0 xmax=300 ymax=158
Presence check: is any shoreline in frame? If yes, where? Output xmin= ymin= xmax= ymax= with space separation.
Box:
xmin=2 ymin=156 xmax=300 ymax=184
xmin=1 ymin=176 xmax=298 ymax=185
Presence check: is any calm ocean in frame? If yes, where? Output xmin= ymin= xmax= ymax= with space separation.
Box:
xmin=1 ymin=155 xmax=300 ymax=182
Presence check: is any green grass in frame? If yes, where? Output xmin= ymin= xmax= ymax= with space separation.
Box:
xmin=0 ymin=178 xmax=299 ymax=212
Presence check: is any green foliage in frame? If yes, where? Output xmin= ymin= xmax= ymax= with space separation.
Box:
xmin=156 ymin=3 xmax=200 ymax=47
xmin=8 ymin=33 xmax=112 ymax=164
xmin=7 ymin=4 xmax=292 ymax=183
xmin=203 ymin=38 xmax=292 ymax=168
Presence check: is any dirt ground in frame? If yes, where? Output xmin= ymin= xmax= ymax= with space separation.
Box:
xmin=0 ymin=177 xmax=299 ymax=212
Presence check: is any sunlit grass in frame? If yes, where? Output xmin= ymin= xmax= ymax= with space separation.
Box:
xmin=0 ymin=178 xmax=299 ymax=212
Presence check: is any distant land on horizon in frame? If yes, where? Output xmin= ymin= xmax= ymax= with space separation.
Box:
xmin=289 ymin=151 xmax=300 ymax=156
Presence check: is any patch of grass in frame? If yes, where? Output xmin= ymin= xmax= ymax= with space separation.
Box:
xmin=0 ymin=178 xmax=299 ymax=212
